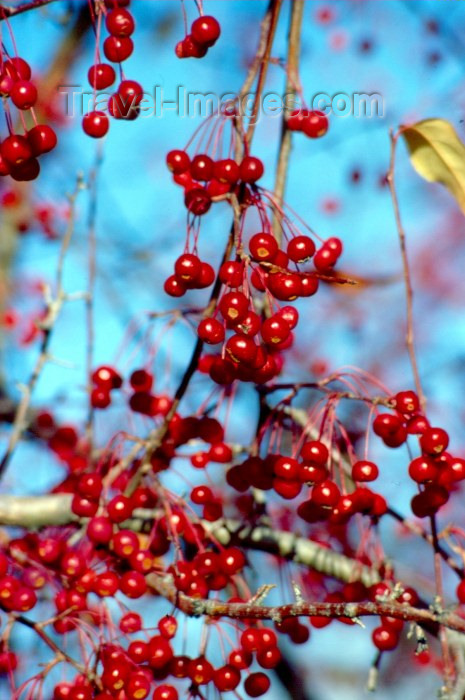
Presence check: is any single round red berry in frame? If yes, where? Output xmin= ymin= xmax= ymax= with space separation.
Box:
xmin=87 ymin=63 xmax=116 ymax=90
xmin=302 ymin=110 xmax=329 ymax=138
xmin=214 ymin=158 xmax=239 ymax=183
xmin=197 ymin=318 xmax=225 ymax=344
xmin=103 ymin=35 xmax=134 ymax=62
xmin=244 ymin=672 xmax=270 ymax=697
xmin=28 ymin=125 xmax=57 ymax=155
xmin=249 ymin=232 xmax=278 ymax=262
xmin=240 ymin=156 xmax=264 ymax=183
xmin=10 ymin=80 xmax=37 ymax=109
xmin=166 ymin=149 xmax=190 ymax=174
xmin=191 ymin=15 xmax=221 ymax=46
xmin=419 ymin=427 xmax=449 ymax=455
xmin=82 ymin=111 xmax=109 ymax=138
xmin=164 ymin=275 xmax=186 ymax=297
xmin=105 ymin=8 xmax=135 ymax=36
xmin=1 ymin=134 xmax=32 ymax=166
xmin=372 ymin=625 xmax=399 ymax=651
xmin=351 ymin=460 xmax=379 ymax=482
xmin=190 ymin=154 xmax=214 ymax=181
xmin=287 ymin=235 xmax=316 ymax=262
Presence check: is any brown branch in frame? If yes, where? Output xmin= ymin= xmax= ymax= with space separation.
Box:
xmin=0 ymin=0 xmax=57 ymax=20
xmin=148 ymin=573 xmax=465 ymax=636
xmin=386 ymin=130 xmax=425 ymax=410
xmin=0 ymin=494 xmax=380 ymax=585
xmin=244 ymin=0 xmax=283 ymax=147
xmin=272 ymin=0 xmax=304 ymax=243
xmin=0 ymin=179 xmax=84 ymax=481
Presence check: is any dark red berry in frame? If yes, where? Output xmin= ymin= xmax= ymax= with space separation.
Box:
xmin=82 ymin=111 xmax=109 ymax=138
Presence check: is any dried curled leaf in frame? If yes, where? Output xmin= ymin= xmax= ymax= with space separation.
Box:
xmin=401 ymin=118 xmax=465 ymax=215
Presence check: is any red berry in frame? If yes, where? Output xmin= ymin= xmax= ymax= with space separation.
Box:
xmin=164 ymin=275 xmax=186 ymax=297
xmin=287 ymin=235 xmax=316 ymax=262
xmin=176 ymin=35 xmax=207 ymax=59
xmin=240 ymin=156 xmax=264 ymax=183
xmin=312 ymin=480 xmax=340 ymax=507
xmin=10 ymin=80 xmax=37 ymax=109
xmin=1 ymin=134 xmax=32 ymax=165
xmin=214 ymin=158 xmax=239 ymax=183
xmin=107 ymin=494 xmax=133 ymax=522
xmin=184 ymin=187 xmax=212 ymax=215
xmin=92 ymin=365 xmax=122 ymax=389
xmin=287 ymin=107 xmax=309 ymax=131
xmin=119 ymin=570 xmax=147 ymax=598
xmin=9 ymin=158 xmax=40 ymax=181
xmin=190 ymin=154 xmax=214 ymax=181
xmin=249 ymin=232 xmax=278 ymax=262
xmin=188 ymin=656 xmax=214 ymax=685
xmin=191 ymin=15 xmax=221 ymax=46
xmin=273 ymin=455 xmax=300 ymax=482
xmin=5 ymin=57 xmax=31 ymax=80
xmin=28 ymin=125 xmax=57 ymax=155
xmin=82 ymin=111 xmax=109 ymax=138
xmin=105 ymin=8 xmax=135 ymax=36
xmin=103 ymin=36 xmax=134 ymax=62
xmin=167 ymin=149 xmax=190 ymax=174
xmin=351 ymin=460 xmax=379 ymax=482
xmin=219 ymin=291 xmax=249 ymax=323
xmin=197 ymin=318 xmax=225 ymax=344
xmin=244 ymin=672 xmax=271 ymax=697
xmin=197 ymin=261 xmax=215 ymax=288
xmin=153 ymin=686 xmax=178 ymax=700
xmin=392 ymin=390 xmax=420 ymax=414
xmin=261 ymin=315 xmax=290 ymax=346
xmin=214 ymin=664 xmax=241 ymax=691
xmin=88 ymin=63 xmax=116 ymax=89
xmin=408 ymin=456 xmax=438 ymax=483
xmin=219 ymin=260 xmax=244 ymax=287
xmin=125 ymin=671 xmax=150 ymax=700
xmin=300 ymin=440 xmax=329 ymax=465
xmin=419 ymin=427 xmax=449 ymax=455
xmin=174 ymin=253 xmax=201 ymax=282
xmin=91 ymin=387 xmax=111 ymax=408
xmin=457 ymin=579 xmax=465 ymax=604
xmin=130 ymin=368 xmax=153 ymax=392
xmin=225 ymin=334 xmax=257 ymax=364
xmin=372 ymin=625 xmax=399 ymax=651
xmin=302 ymin=110 xmax=329 ymax=138
xmin=220 ymin=546 xmax=246 ymax=575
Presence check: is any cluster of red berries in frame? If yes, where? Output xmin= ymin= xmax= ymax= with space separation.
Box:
xmin=90 ymin=365 xmax=175 ymax=418
xmin=171 ymin=546 xmax=246 ymax=598
xmin=166 ymin=149 xmax=265 ymax=216
xmin=226 ymin=440 xmax=386 ymax=524
xmin=287 ymin=108 xmax=329 ymax=138
xmin=0 ymin=55 xmax=57 ymax=181
xmin=83 ymin=0 xmax=142 ymax=138
xmin=175 ymin=15 xmax=221 ymax=59
xmin=163 ymin=228 xmax=342 ymax=386
xmin=373 ymin=390 xmax=465 ymax=519
xmin=91 ymin=364 xmax=123 ymax=408
xmin=164 ymin=252 xmax=215 ymax=297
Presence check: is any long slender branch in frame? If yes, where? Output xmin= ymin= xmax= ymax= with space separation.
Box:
xmin=0 ymin=180 xmax=83 ymax=480
xmin=387 ymin=130 xmax=425 ymax=410
xmin=148 ymin=573 xmax=465 ymax=636
xmin=244 ymin=0 xmax=283 ymax=147
xmin=0 ymin=494 xmax=379 ymax=585
xmin=0 ymin=0 xmax=56 ymax=20
xmin=272 ymin=0 xmax=304 ymax=243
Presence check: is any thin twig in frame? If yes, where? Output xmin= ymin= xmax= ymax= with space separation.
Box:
xmin=387 ymin=130 xmax=425 ymax=410
xmin=272 ymin=0 xmax=305 ymax=243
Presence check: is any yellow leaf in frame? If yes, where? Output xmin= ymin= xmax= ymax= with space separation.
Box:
xmin=401 ymin=118 xmax=465 ymax=215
